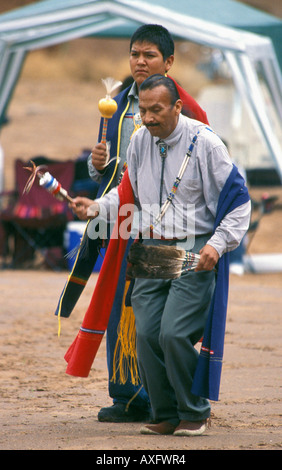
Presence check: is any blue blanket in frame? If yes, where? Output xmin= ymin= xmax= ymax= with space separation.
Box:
xmin=191 ymin=164 xmax=250 ymax=401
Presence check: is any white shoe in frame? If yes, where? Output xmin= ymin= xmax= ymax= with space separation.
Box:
xmin=173 ymin=419 xmax=209 ymax=436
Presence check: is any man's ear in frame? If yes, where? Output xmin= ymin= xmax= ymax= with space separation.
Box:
xmin=175 ymin=99 xmax=183 ymax=115
xmin=165 ymin=55 xmax=174 ymax=73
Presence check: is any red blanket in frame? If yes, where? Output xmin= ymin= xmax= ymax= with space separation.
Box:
xmin=65 ymin=170 xmax=134 ymax=377
xmin=169 ymin=76 xmax=209 ymax=125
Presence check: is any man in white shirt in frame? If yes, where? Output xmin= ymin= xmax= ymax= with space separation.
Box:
xmin=74 ymin=74 xmax=250 ymax=436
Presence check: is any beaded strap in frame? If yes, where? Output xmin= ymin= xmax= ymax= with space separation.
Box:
xmin=117 ymin=130 xmax=201 ymax=240
xmin=118 ymin=161 xmax=128 ymax=185
xmin=149 ymin=131 xmax=200 ymax=233
xmin=182 ymin=251 xmax=198 ymax=271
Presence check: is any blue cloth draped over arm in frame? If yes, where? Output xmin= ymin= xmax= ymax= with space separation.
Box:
xmin=191 ymin=165 xmax=250 ymax=401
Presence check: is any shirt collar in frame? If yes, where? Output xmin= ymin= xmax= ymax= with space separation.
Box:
xmin=128 ymin=81 xmax=139 ymax=100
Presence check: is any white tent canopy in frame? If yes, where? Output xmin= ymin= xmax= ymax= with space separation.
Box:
xmin=0 ymin=0 xmax=281 ymax=181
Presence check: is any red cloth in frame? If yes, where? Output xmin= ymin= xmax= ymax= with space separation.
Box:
xmin=65 ymin=170 xmax=134 ymax=377
xmin=169 ymin=76 xmax=209 ymax=125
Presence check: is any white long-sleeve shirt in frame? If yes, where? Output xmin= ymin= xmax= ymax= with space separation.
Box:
xmin=95 ymin=114 xmax=251 ymax=257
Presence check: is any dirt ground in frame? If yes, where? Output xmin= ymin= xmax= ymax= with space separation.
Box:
xmin=0 ymin=268 xmax=282 ymax=451
xmin=0 ymin=38 xmax=281 ymax=451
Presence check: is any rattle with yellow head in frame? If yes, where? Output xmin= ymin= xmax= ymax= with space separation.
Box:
xmin=98 ymin=77 xmax=122 ymax=147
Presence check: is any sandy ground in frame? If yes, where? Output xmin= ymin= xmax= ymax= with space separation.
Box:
xmin=0 ymin=269 xmax=281 ymax=451
xmin=0 ymin=38 xmax=281 ymax=451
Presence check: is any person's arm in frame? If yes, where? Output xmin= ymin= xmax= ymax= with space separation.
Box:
xmin=206 ymin=200 xmax=251 ymax=258
xmin=87 ymin=143 xmax=109 ymax=183
xmin=88 ymin=187 xmax=120 ymax=221
xmin=196 ymin=137 xmax=251 ymax=271
xmin=69 ymin=196 xmax=94 ymax=220
xmin=196 ymin=200 xmax=251 ymax=272
xmin=69 ymin=183 xmax=120 ymax=221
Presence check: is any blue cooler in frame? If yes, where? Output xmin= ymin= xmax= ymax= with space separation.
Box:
xmin=64 ymin=221 xmax=105 ymax=272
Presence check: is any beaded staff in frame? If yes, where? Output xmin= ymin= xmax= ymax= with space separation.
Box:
xmin=23 ymin=160 xmax=74 ymax=203
xmin=127 ymin=131 xmax=201 ymax=279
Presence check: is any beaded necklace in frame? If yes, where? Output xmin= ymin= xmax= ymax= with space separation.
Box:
xmin=118 ymin=131 xmax=200 ymax=230
xmin=149 ymin=130 xmax=200 ymax=235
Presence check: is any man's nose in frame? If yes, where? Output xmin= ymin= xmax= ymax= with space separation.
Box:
xmin=143 ymin=112 xmax=155 ymax=125
xmin=137 ymin=54 xmax=146 ymax=64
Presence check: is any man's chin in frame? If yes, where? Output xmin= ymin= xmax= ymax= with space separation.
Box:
xmin=146 ymin=125 xmax=160 ymax=136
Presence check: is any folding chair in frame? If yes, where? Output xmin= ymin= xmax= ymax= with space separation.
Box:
xmin=0 ymin=156 xmax=75 ymax=269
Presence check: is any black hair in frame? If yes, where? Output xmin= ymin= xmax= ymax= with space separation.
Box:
xmin=130 ymin=24 xmax=174 ymax=60
xmin=139 ymin=74 xmax=180 ymax=105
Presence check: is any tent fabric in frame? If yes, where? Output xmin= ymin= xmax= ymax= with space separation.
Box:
xmin=98 ymin=0 xmax=282 ymax=69
xmin=0 ymin=0 xmax=281 ymax=180
xmin=1 ymin=0 xmax=281 ymax=65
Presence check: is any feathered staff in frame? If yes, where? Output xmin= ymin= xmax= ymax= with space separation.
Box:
xmin=64 ymin=76 xmax=122 ymax=261
xmin=23 ymin=159 xmax=74 ymax=203
xmin=23 ymin=77 xmax=122 ymax=200
xmin=98 ymin=77 xmax=122 ymax=168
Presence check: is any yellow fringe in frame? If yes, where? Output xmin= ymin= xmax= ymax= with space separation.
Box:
xmin=111 ymin=280 xmax=140 ymax=386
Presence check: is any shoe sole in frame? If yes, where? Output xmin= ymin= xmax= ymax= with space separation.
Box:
xmin=140 ymin=424 xmax=177 ymax=435
xmin=173 ymin=423 xmax=206 ymax=436
xmin=140 ymin=426 xmax=160 ymax=435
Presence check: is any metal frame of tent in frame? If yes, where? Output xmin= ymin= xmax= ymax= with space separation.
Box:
xmin=0 ymin=0 xmax=281 ymax=181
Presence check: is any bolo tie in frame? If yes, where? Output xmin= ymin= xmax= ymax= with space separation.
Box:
xmin=157 ymin=139 xmax=168 ymax=207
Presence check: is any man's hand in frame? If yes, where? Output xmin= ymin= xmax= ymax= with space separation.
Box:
xmin=91 ymin=143 xmax=108 ymax=171
xmin=87 ymin=201 xmax=100 ymax=219
xmin=195 ymin=244 xmax=219 ymax=272
xmin=69 ymin=196 xmax=94 ymax=220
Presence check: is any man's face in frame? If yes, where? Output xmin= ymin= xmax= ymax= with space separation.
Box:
xmin=139 ymin=85 xmax=182 ymax=139
xmin=130 ymin=41 xmax=174 ymax=88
